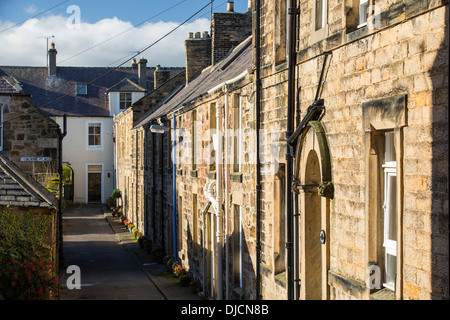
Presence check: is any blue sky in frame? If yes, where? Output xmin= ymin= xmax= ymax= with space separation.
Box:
xmin=0 ymin=0 xmax=249 ymax=25
xmin=0 ymin=0 xmax=250 ymax=67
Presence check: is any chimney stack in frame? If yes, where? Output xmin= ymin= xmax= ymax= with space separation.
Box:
xmin=48 ymin=42 xmax=57 ymax=76
xmin=154 ymin=64 xmax=171 ymax=89
xmin=211 ymin=3 xmax=252 ymax=65
xmin=138 ymin=57 xmax=148 ymax=88
xmin=131 ymin=58 xmax=138 ymax=68
xmin=185 ymin=31 xmax=211 ymax=84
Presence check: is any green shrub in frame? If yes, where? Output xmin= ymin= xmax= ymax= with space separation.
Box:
xmin=0 ymin=206 xmax=59 ymax=299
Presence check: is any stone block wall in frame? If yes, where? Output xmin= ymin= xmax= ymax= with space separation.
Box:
xmin=172 ymin=76 xmax=256 ymax=299
xmin=257 ymin=0 xmax=448 ymax=300
xmin=1 ymin=95 xmax=60 ymax=178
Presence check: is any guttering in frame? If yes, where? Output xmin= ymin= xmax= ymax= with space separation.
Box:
xmin=287 ymin=99 xmax=325 ymax=146
xmin=207 ymin=70 xmax=249 ymax=95
xmin=58 ymin=114 xmax=67 ymax=267
xmin=224 ymin=85 xmax=230 ymax=300
xmin=216 ymin=91 xmax=224 ymax=300
xmin=286 ymin=0 xmax=299 ymax=300
xmin=255 ymin=0 xmax=262 ymax=300
xmin=173 ymin=113 xmax=178 ymax=260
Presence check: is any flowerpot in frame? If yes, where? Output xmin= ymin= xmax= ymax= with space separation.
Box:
xmin=180 ymin=278 xmax=190 ymax=287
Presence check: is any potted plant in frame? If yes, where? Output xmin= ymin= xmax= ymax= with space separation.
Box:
xmin=165 ymin=256 xmax=176 ymax=272
xmin=190 ymin=280 xmax=200 ymax=294
xmin=151 ymin=244 xmax=164 ymax=263
xmin=111 ymin=189 xmax=122 ymax=208
xmin=179 ymin=272 xmax=191 ymax=287
xmin=138 ymin=235 xmax=148 ymax=248
xmin=172 ymin=264 xmax=182 ymax=277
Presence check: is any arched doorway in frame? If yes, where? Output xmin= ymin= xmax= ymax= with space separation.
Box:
xmin=62 ymin=165 xmax=74 ymax=203
xmin=294 ymin=121 xmax=332 ymax=300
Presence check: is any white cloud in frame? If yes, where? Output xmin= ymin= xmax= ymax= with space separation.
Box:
xmin=24 ymin=4 xmax=38 ymax=15
xmin=0 ymin=15 xmax=211 ymax=67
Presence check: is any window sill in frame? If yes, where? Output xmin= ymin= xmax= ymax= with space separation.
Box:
xmin=274 ymin=271 xmax=286 ymax=288
xmin=231 ymin=287 xmax=244 ymax=300
xmin=230 ymin=172 xmax=242 ymax=183
xmin=207 ymin=171 xmax=216 ymax=179
xmin=87 ymin=146 xmax=103 ymax=150
xmin=370 ymin=288 xmax=395 ymax=300
xmin=345 ymin=24 xmax=368 ymax=43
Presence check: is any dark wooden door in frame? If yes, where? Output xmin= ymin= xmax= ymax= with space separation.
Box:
xmin=88 ymin=172 xmax=101 ymax=202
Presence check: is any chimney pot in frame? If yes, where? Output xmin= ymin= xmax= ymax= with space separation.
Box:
xmin=227 ymin=1 xmax=234 ymax=12
xmin=203 ymin=31 xmax=209 ymax=39
xmin=195 ymin=32 xmax=201 ymax=38
xmin=188 ymin=32 xmax=193 ymax=39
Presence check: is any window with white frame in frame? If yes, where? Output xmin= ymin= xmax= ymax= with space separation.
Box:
xmin=315 ymin=0 xmax=327 ymax=31
xmin=274 ymin=0 xmax=288 ymax=65
xmin=87 ymin=122 xmax=102 ymax=149
xmin=358 ymin=0 xmax=369 ymax=28
xmin=119 ymin=92 xmax=132 ymax=109
xmin=382 ymin=131 xmax=397 ymax=290
xmin=233 ymin=204 xmax=243 ymax=288
xmin=233 ymin=95 xmax=242 ymax=173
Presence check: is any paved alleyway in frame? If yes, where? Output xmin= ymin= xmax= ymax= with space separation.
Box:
xmin=60 ymin=204 xmax=165 ymax=300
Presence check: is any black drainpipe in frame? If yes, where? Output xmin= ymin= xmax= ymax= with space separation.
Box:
xmin=58 ymin=114 xmax=67 ymax=268
xmin=286 ymin=0 xmax=299 ymax=300
xmin=255 ymin=0 xmax=262 ymax=300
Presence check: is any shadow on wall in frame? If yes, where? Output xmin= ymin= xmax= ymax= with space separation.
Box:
xmin=185 ymin=213 xmax=256 ymax=300
xmin=430 ymin=4 xmax=449 ymax=300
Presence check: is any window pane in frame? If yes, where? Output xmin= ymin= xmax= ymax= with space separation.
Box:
xmin=315 ymin=0 xmax=323 ymax=30
xmin=387 ymin=174 xmax=397 ymax=241
xmin=89 ymin=135 xmax=95 ymax=145
xmin=88 ymin=165 xmax=102 ymax=172
xmin=359 ymin=0 xmax=369 ymax=27
xmin=385 ymin=131 xmax=396 ymax=162
xmin=384 ymin=253 xmax=396 ymax=289
xmin=95 ymin=135 xmax=101 ymax=145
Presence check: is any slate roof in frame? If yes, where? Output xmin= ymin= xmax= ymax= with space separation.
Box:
xmin=134 ymin=36 xmax=252 ymax=128
xmin=0 ymin=75 xmax=23 ymax=94
xmin=0 ymin=66 xmax=183 ymax=117
xmin=107 ymin=78 xmax=146 ymax=92
xmin=0 ymin=154 xmax=57 ymax=209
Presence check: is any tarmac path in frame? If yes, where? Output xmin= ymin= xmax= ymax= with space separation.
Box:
xmin=59 ymin=203 xmax=166 ymax=300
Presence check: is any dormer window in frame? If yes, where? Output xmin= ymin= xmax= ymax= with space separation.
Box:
xmin=119 ymin=92 xmax=132 ymax=109
xmin=76 ymin=83 xmax=87 ymax=95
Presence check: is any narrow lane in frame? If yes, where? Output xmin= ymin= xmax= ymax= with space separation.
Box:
xmin=60 ymin=204 xmax=165 ymax=300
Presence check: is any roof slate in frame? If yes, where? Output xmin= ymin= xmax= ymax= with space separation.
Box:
xmin=0 ymin=154 xmax=57 ymax=209
xmin=0 ymin=66 xmax=183 ymax=117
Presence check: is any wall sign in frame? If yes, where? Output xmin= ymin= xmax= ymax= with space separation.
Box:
xmin=20 ymin=157 xmax=51 ymax=162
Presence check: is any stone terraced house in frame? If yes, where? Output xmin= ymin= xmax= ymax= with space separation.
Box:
xmin=114 ymin=0 xmax=448 ymax=300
